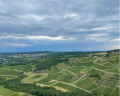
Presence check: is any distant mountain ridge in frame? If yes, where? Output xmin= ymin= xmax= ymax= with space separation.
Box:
xmin=0 ymin=49 xmax=119 ymax=55
xmin=107 ymin=49 xmax=120 ymax=52
xmin=0 ymin=51 xmax=54 ymax=55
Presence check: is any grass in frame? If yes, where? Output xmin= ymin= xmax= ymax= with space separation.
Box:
xmin=32 ymin=75 xmax=42 ymax=79
xmin=110 ymin=87 xmax=119 ymax=96
xmin=22 ymin=73 xmax=48 ymax=83
xmin=104 ymin=77 xmax=118 ymax=88
xmin=94 ymin=85 xmax=113 ymax=95
xmin=53 ymin=82 xmax=85 ymax=92
xmin=0 ymin=69 xmax=21 ymax=75
xmin=67 ymin=66 xmax=87 ymax=74
xmin=0 ymin=75 xmax=17 ymax=80
xmin=0 ymin=65 xmax=32 ymax=72
xmin=88 ymin=69 xmax=105 ymax=77
xmin=74 ymin=75 xmax=98 ymax=91
xmin=93 ymin=64 xmax=119 ymax=73
xmin=0 ymin=85 xmax=28 ymax=96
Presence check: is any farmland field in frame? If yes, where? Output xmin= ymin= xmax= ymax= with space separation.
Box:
xmin=0 ymin=51 xmax=119 ymax=96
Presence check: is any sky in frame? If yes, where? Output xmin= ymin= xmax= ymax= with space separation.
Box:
xmin=0 ymin=0 xmax=119 ymax=52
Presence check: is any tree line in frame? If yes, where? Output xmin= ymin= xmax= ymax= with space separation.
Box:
xmin=0 ymin=78 xmax=96 ymax=96
xmin=33 ymin=57 xmax=69 ymax=71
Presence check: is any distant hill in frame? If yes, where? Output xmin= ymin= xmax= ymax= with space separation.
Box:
xmin=0 ymin=51 xmax=54 ymax=55
xmin=0 ymin=49 xmax=119 ymax=55
xmin=107 ymin=49 xmax=120 ymax=52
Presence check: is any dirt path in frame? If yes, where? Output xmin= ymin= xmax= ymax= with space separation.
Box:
xmin=93 ymin=57 xmax=105 ymax=66
xmin=73 ymin=68 xmax=91 ymax=84
xmin=66 ymin=70 xmax=75 ymax=75
xmin=91 ymin=79 xmax=108 ymax=91
xmin=90 ymin=67 xmax=118 ymax=74
xmin=73 ymin=74 xmax=86 ymax=84
xmin=3 ymin=68 xmax=22 ymax=72
xmin=0 ymin=75 xmax=16 ymax=76
xmin=53 ymin=80 xmax=91 ymax=93
xmin=32 ymin=65 xmax=36 ymax=72
xmin=49 ymin=66 xmax=73 ymax=75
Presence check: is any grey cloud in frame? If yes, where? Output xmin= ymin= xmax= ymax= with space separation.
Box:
xmin=0 ymin=0 xmax=119 ymax=46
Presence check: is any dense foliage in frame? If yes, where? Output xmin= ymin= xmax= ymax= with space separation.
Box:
xmin=10 ymin=74 xmax=27 ymax=82
xmin=89 ymin=74 xmax=101 ymax=80
xmin=48 ymin=52 xmax=90 ymax=57
xmin=34 ymin=57 xmax=69 ymax=71
xmin=0 ymin=78 xmax=96 ymax=96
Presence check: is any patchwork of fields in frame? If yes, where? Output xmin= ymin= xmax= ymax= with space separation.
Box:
xmin=0 ymin=53 xmax=119 ymax=96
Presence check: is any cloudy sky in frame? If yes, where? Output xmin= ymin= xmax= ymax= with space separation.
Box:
xmin=0 ymin=0 xmax=119 ymax=52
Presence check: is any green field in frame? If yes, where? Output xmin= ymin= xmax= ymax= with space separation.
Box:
xmin=0 ymin=86 xmax=28 ymax=96
xmin=0 ymin=52 xmax=119 ymax=96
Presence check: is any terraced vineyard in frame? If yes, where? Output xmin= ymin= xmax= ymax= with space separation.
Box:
xmin=0 ymin=51 xmax=119 ymax=96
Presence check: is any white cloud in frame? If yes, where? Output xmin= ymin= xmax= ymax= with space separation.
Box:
xmin=18 ymin=14 xmax=44 ymax=20
xmin=0 ymin=35 xmax=75 ymax=41
xmin=89 ymin=33 xmax=107 ymax=37
xmin=87 ymin=33 xmax=108 ymax=42
xmin=92 ymin=26 xmax=111 ymax=31
xmin=92 ymin=24 xmax=115 ymax=31
xmin=63 ymin=13 xmax=78 ymax=19
xmin=2 ymin=43 xmax=31 ymax=47
xmin=112 ymin=38 xmax=120 ymax=41
xmin=73 ymin=24 xmax=118 ymax=33
xmin=74 ymin=28 xmax=89 ymax=32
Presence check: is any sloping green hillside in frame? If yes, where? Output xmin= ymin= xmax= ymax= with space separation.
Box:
xmin=0 ymin=52 xmax=119 ymax=96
